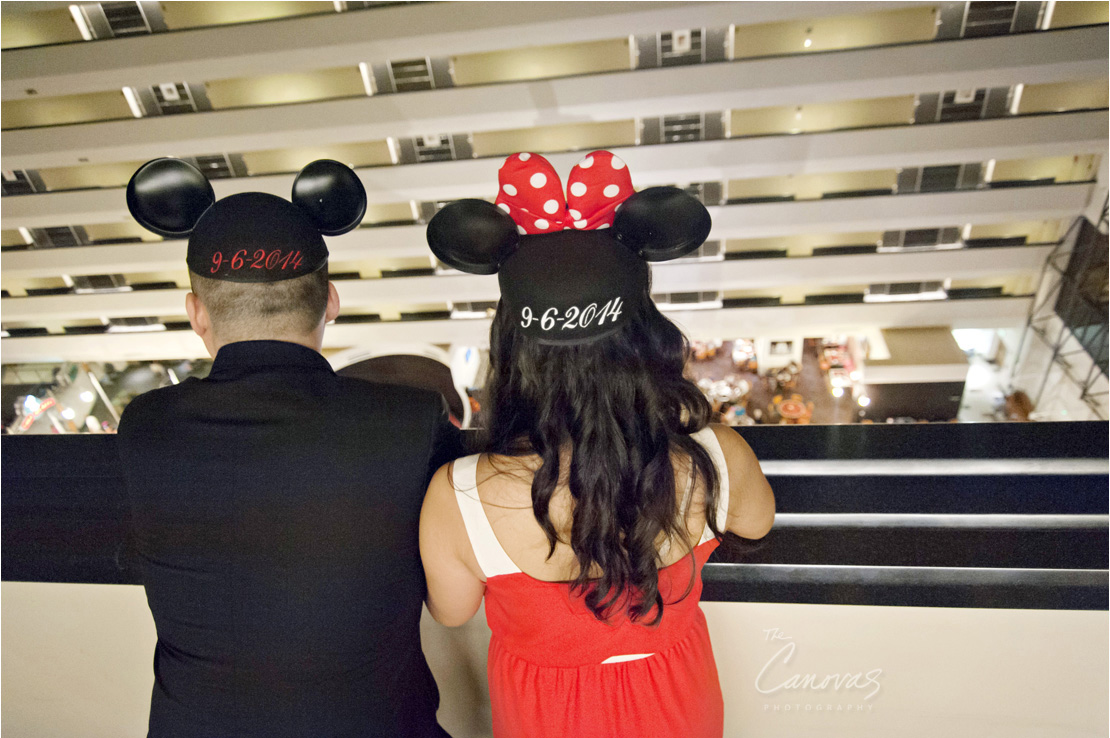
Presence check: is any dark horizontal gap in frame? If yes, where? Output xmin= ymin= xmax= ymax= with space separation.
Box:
xmin=332 ymin=314 xmax=382 ymax=324
xmin=63 ymin=325 xmax=108 ymax=335
xmin=721 ymin=296 xmax=783 ymax=308
xmin=89 ymin=237 xmax=144 ymax=245
xmin=711 ymin=527 xmax=1107 ymax=569
xmin=328 ymin=272 xmax=362 ymax=281
xmin=821 ymin=188 xmax=893 ymax=199
xmin=163 ymin=321 xmax=192 ymax=331
xmin=804 ymin=293 xmax=865 ymax=304
xmin=812 ymin=245 xmax=878 ymax=256
xmin=988 ymin=177 xmax=1057 ymax=189
xmin=724 ymin=250 xmax=788 ymax=260
xmin=4 ymin=327 xmax=50 ymax=337
xmin=701 ymin=568 xmax=1108 ymax=610
xmin=129 ymin=281 xmax=177 ymax=291
xmin=965 ymin=236 xmax=1028 ymax=248
xmin=769 ymin=475 xmax=1110 ymax=515
xmin=947 ymin=286 xmax=1005 ymax=299
xmin=381 ymin=268 xmax=435 ymax=278
xmin=399 ymin=310 xmax=452 ymax=321
xmin=24 ymin=287 xmax=72 ymax=296
xmin=729 ymin=422 xmax=1109 ymax=461
xmin=726 ymin=195 xmax=795 ymax=205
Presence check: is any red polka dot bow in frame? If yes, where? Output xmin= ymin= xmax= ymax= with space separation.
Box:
xmin=494 ymin=150 xmax=634 ymax=235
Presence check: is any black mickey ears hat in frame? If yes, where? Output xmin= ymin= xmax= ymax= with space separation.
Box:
xmin=426 ymin=151 xmax=712 ymax=345
xmin=126 ymin=158 xmax=367 ymax=283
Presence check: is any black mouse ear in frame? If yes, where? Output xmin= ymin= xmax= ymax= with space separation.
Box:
xmin=427 ymin=199 xmax=519 ymax=275
xmin=291 ymin=159 xmax=367 ymax=236
xmin=126 ymin=158 xmax=215 ymax=239
xmin=613 ymin=186 xmax=712 ymax=262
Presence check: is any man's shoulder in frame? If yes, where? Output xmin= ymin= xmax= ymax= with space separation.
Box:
xmin=118 ymin=382 xmax=190 ymax=429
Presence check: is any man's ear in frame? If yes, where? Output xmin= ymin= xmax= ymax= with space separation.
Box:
xmin=324 ymin=282 xmax=340 ymax=324
xmin=185 ymin=292 xmax=210 ymax=340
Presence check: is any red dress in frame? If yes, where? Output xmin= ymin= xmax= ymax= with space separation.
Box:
xmin=451 ymin=428 xmax=728 ymax=737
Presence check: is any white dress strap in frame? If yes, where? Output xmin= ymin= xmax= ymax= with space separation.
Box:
xmin=451 ymin=454 xmax=522 ymax=579
xmin=691 ymin=426 xmax=730 ymax=544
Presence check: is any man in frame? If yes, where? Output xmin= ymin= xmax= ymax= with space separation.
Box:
xmin=118 ymin=159 xmax=462 ymax=737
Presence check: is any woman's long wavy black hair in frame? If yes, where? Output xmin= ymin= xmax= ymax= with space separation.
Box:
xmin=483 ymin=285 xmax=720 ymax=624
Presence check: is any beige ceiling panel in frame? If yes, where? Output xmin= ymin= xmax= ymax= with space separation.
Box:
xmin=2 ymin=229 xmax=31 ymax=247
xmin=2 ymin=90 xmax=131 ymax=129
xmin=990 ymin=154 xmax=1101 ymax=184
xmin=1018 ymin=79 xmax=1110 ymax=114
xmin=1049 ymin=1 xmax=1110 ymax=29
xmin=967 ymin=220 xmax=1067 ymax=243
xmin=83 ymin=222 xmax=162 ymax=244
xmin=1 ymin=6 xmax=83 ymax=50
xmin=242 ymin=141 xmax=391 ymax=175
xmin=205 ymin=68 xmax=364 ymax=110
xmin=472 ymin=120 xmax=637 ymax=158
xmin=728 ymin=106 xmax=799 ymax=137
xmin=726 ymin=168 xmax=898 ymax=200
xmin=161 ymin=1 xmax=332 ymax=30
xmin=361 ymin=201 xmax=418 ymax=227
xmin=38 ymin=160 xmax=148 ymax=191
xmin=452 ymin=38 xmax=632 ymax=86
xmin=730 ymin=96 xmax=915 ymax=137
xmin=797 ymin=96 xmax=916 ymax=132
xmin=126 ymin=271 xmax=187 ymax=286
xmin=732 ymin=6 xmax=938 ymax=59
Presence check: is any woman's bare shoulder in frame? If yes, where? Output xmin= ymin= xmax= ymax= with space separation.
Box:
xmin=708 ymin=423 xmax=760 ymax=468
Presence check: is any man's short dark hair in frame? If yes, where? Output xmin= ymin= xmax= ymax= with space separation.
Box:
xmin=189 ymin=264 xmax=329 ymax=339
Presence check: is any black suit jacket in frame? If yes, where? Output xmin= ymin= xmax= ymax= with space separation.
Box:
xmin=117 ymin=340 xmax=464 ymax=738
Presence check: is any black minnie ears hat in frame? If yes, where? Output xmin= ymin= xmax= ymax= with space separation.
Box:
xmin=126 ymin=158 xmax=367 ymax=283
xmin=427 ymin=151 xmax=712 ymax=345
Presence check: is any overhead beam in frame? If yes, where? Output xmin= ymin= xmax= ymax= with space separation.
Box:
xmin=1 ymin=2 xmax=920 ymax=101
xmin=0 ymin=245 xmax=1053 ymax=322
xmin=0 ymin=297 xmax=1033 ymax=364
xmin=3 ymin=110 xmax=1103 ymax=232
xmin=3 ymin=27 xmax=1105 ymax=170
xmin=1 ymin=185 xmax=1090 ymax=282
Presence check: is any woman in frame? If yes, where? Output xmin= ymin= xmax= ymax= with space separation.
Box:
xmin=419 ymin=151 xmax=775 ymax=737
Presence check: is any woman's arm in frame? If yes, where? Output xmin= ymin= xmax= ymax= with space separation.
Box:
xmin=419 ymin=463 xmax=487 ymax=627
xmin=711 ymin=424 xmax=775 ymax=539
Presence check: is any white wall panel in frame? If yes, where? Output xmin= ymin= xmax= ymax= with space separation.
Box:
xmin=2 ymin=111 xmax=1103 ymax=232
xmin=0 ymin=297 xmax=1033 ymax=363
xmin=1 ymin=2 xmax=919 ymax=101
xmin=0 ymin=245 xmax=1052 ymax=322
xmin=4 ymin=27 xmax=1104 ymax=170
xmin=1 ymin=179 xmax=1092 ymax=246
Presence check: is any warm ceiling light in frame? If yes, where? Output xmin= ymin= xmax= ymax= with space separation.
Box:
xmin=80 ymin=391 xmax=95 ymax=403
xmin=358 ymin=62 xmax=375 ymax=96
xmin=69 ymin=5 xmax=93 ymax=41
xmin=857 ymin=395 xmax=871 ymax=407
xmin=60 ymin=408 xmax=77 ymax=420
xmin=121 ymin=87 xmax=144 ymax=118
xmin=832 ymin=387 xmax=845 ymax=398
xmin=803 ymin=38 xmax=812 ymax=48
xmin=1009 ymin=83 xmax=1024 ymax=115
